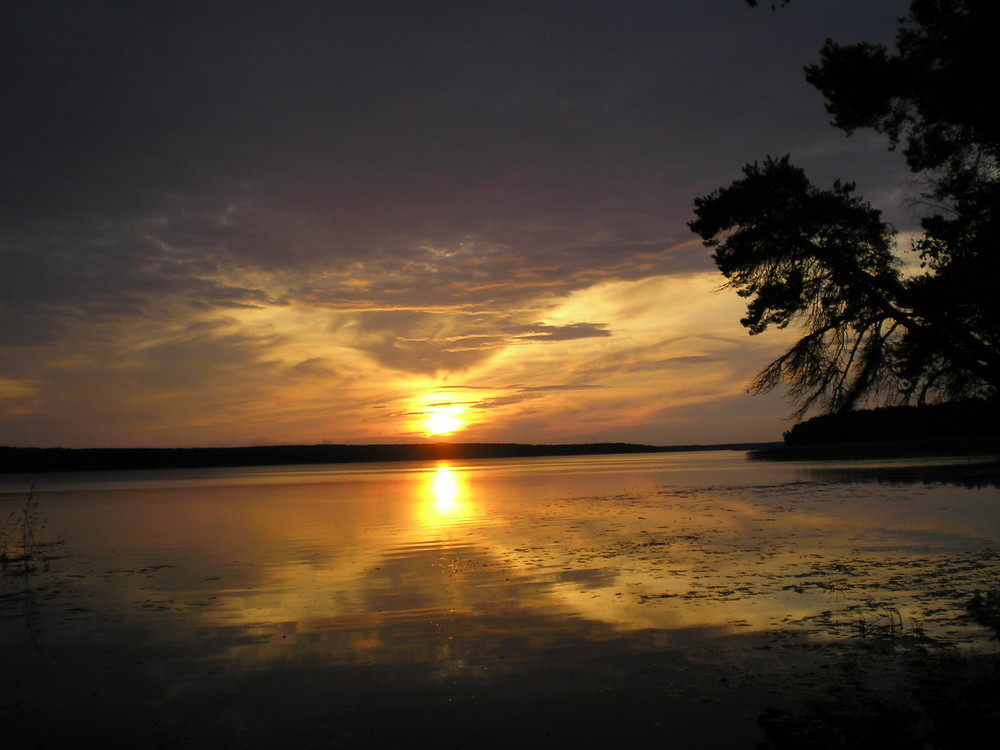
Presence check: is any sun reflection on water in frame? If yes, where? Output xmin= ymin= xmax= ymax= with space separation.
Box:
xmin=417 ymin=464 xmax=474 ymax=527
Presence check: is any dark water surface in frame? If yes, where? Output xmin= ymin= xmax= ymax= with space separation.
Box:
xmin=2 ymin=451 xmax=998 ymax=748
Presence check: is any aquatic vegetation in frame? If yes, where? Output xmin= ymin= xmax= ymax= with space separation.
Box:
xmin=967 ymin=588 xmax=1000 ymax=635
xmin=0 ymin=486 xmax=45 ymax=575
xmin=758 ymin=642 xmax=1000 ymax=750
xmin=1 ymin=487 xmax=51 ymax=648
xmin=758 ymin=597 xmax=1000 ymax=749
xmin=852 ymin=605 xmax=908 ymax=642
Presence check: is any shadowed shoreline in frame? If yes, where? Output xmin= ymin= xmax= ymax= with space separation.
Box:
xmin=750 ymin=438 xmax=1000 ymax=461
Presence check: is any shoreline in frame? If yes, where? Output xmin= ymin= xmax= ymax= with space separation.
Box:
xmin=0 ymin=441 xmax=780 ymax=474
xmin=4 ymin=436 xmax=996 ymax=474
xmin=749 ymin=437 xmax=1000 ymax=461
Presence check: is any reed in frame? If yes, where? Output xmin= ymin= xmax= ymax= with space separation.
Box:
xmin=0 ymin=486 xmax=43 ymax=574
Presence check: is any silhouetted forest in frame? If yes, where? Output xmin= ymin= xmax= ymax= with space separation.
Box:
xmin=782 ymin=398 xmax=998 ymax=448
xmin=0 ymin=441 xmax=774 ymax=474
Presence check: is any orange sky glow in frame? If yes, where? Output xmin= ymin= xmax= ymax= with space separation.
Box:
xmin=0 ymin=1 xmax=911 ymax=449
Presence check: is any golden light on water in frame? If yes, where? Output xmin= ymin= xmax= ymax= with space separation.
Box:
xmin=432 ymin=467 xmax=461 ymax=510
xmin=416 ymin=465 xmax=474 ymax=526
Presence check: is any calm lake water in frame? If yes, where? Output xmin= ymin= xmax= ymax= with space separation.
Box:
xmin=2 ymin=450 xmax=998 ymax=748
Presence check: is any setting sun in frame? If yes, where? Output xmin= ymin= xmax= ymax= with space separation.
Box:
xmin=424 ymin=407 xmax=466 ymax=436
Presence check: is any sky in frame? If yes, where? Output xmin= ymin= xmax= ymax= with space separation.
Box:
xmin=1 ymin=0 xmax=916 ymax=449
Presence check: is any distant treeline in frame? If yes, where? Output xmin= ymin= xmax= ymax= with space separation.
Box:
xmin=0 ymin=441 xmax=774 ymax=474
xmin=782 ymin=399 xmax=999 ymax=448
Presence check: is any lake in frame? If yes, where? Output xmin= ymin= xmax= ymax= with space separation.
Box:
xmin=2 ymin=450 xmax=998 ymax=748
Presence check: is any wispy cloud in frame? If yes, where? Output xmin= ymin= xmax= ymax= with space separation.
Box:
xmin=0 ymin=1 xmax=910 ymax=447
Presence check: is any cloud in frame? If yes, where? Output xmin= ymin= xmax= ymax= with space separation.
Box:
xmin=291 ymin=358 xmax=337 ymax=378
xmin=0 ymin=1 xmax=912 ymax=447
xmin=332 ymin=309 xmax=616 ymax=376
xmin=513 ymin=323 xmax=612 ymax=342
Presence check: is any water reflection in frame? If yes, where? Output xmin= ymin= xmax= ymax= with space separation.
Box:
xmin=416 ymin=464 xmax=475 ymax=527
xmin=4 ymin=452 xmax=1000 ymax=748
xmin=805 ymin=457 xmax=1000 ymax=488
xmin=7 ymin=455 xmax=1000 ymax=648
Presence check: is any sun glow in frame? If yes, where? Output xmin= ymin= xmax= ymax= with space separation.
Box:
xmin=423 ymin=405 xmax=467 ymax=436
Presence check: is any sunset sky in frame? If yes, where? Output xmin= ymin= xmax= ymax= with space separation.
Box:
xmin=1 ymin=0 xmax=914 ymax=449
